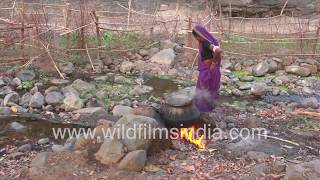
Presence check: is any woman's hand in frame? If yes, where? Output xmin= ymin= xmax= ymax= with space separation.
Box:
xmin=210 ymin=62 xmax=216 ymax=70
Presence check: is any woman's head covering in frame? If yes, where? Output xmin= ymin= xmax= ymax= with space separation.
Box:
xmin=193 ymin=24 xmax=219 ymax=46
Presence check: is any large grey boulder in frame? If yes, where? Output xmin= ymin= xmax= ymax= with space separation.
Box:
xmin=120 ymin=61 xmax=135 ymax=73
xmin=284 ymin=159 xmax=320 ymax=180
xmin=285 ymin=65 xmax=311 ymax=77
xmin=112 ymin=105 xmax=133 ymax=117
xmin=112 ymin=115 xmax=160 ymax=151
xmin=45 ymin=91 xmax=64 ymax=105
xmin=0 ymin=86 xmax=13 ymax=97
xmin=251 ymin=83 xmax=268 ymax=96
xmin=3 ymin=92 xmax=19 ymax=106
xmin=59 ymin=62 xmax=74 ymax=74
xmin=252 ymin=61 xmax=269 ymax=77
xmin=71 ymin=79 xmax=95 ymax=92
xmin=150 ymin=48 xmax=176 ymax=67
xmin=16 ymin=70 xmax=36 ymax=81
xmin=62 ymin=86 xmax=83 ymax=111
xmin=95 ymin=138 xmax=126 ymax=165
xmin=73 ymin=107 xmax=108 ymax=121
xmin=118 ymin=150 xmax=147 ymax=171
xmin=29 ymin=92 xmax=45 ymax=108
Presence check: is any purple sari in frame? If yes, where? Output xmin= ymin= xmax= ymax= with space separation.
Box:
xmin=193 ymin=25 xmax=221 ymax=112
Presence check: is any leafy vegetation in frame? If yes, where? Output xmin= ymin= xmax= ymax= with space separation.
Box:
xmin=20 ymin=81 xmax=33 ymax=90
xmin=232 ymin=70 xmax=250 ymax=78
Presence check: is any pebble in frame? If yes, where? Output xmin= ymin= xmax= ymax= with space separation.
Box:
xmin=18 ymin=144 xmax=32 ymax=152
xmin=38 ymin=138 xmax=50 ymax=145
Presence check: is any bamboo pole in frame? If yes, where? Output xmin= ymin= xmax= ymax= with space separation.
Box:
xmin=280 ymin=0 xmax=289 ymax=16
xmin=187 ymin=16 xmax=192 ymax=47
xmin=20 ymin=1 xmax=25 ymax=62
xmin=85 ymin=44 xmax=95 ymax=71
xmin=127 ymin=0 xmax=132 ymax=30
xmin=228 ymin=0 xmax=232 ymax=34
xmin=64 ymin=3 xmax=71 ymax=57
xmin=91 ymin=10 xmax=101 ymax=60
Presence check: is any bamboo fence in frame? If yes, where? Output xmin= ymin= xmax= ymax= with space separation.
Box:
xmin=0 ymin=0 xmax=319 ymax=74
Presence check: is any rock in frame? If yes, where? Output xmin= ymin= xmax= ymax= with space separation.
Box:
xmin=247 ymin=151 xmax=269 ymax=162
xmin=19 ymin=92 xmax=31 ymax=107
xmin=18 ymin=144 xmax=32 ymax=152
xmin=252 ymin=61 xmax=269 ymax=77
xmin=10 ymin=122 xmax=26 ymax=131
xmin=62 ymin=86 xmax=83 ymax=111
xmin=38 ymin=138 xmax=50 ymax=145
xmin=0 ymin=78 xmax=6 ymax=87
xmin=114 ymin=75 xmax=127 ymax=84
xmin=129 ymin=85 xmax=153 ymax=95
xmin=29 ymin=92 xmax=45 ymax=108
xmin=251 ymin=83 xmax=268 ymax=96
xmin=301 ymin=63 xmax=318 ymax=74
xmin=222 ymin=60 xmax=233 ymax=70
xmin=8 ymin=152 xmax=25 ymax=159
xmin=59 ymin=62 xmax=74 ymax=74
xmin=44 ymin=86 xmax=59 ymax=95
xmin=96 ymin=90 xmax=108 ymax=100
xmin=50 ymin=79 xmax=70 ymax=86
xmin=159 ymin=4 xmax=169 ymax=11
xmin=273 ymin=75 xmax=290 ymax=85
xmin=16 ymin=70 xmax=36 ymax=81
xmin=239 ymin=76 xmax=254 ymax=82
xmin=150 ymin=48 xmax=176 ymax=67
xmin=72 ymin=79 xmax=95 ymax=92
xmin=118 ymin=150 xmax=147 ymax=171
xmin=237 ymin=82 xmax=252 ymax=90
xmin=74 ymin=136 xmax=92 ymax=150
xmin=139 ymin=49 xmax=149 ymax=57
xmin=11 ymin=77 xmax=22 ymax=87
xmin=94 ymin=76 xmax=109 ymax=81
xmin=120 ymin=61 xmax=135 ymax=73
xmin=266 ymin=59 xmax=278 ymax=73
xmin=51 ymin=144 xmax=66 ymax=152
xmin=284 ymin=159 xmax=320 ymax=180
xmin=73 ymin=107 xmax=108 ymax=122
xmin=285 ymin=65 xmax=311 ymax=77
xmin=3 ymin=92 xmax=19 ymax=106
xmin=45 ymin=91 xmax=64 ymax=105
xmin=160 ymin=39 xmax=175 ymax=49
xmin=272 ymin=160 xmax=286 ymax=173
xmin=30 ymin=86 xmax=38 ymax=95
xmin=112 ymin=105 xmax=133 ymax=117
xmin=302 ymin=97 xmax=319 ymax=109
xmin=113 ymin=115 xmax=159 ymax=151
xmin=0 ymin=107 xmax=11 ymax=114
xmin=302 ymin=86 xmax=315 ymax=95
xmin=148 ymin=47 xmax=160 ymax=57
xmin=95 ymin=138 xmax=126 ymax=165
xmin=0 ymin=86 xmax=13 ymax=97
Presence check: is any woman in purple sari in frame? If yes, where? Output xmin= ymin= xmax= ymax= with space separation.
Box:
xmin=192 ymin=25 xmax=222 ymax=112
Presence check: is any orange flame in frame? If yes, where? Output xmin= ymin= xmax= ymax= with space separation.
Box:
xmin=180 ymin=126 xmax=206 ymax=149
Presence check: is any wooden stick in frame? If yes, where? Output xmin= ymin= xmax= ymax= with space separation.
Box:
xmin=313 ymin=26 xmax=320 ymax=55
xmin=280 ymin=0 xmax=289 ymax=16
xmin=85 ymin=44 xmax=95 ymax=71
xmin=292 ymin=111 xmax=320 ymax=117
xmin=91 ymin=10 xmax=101 ymax=60
xmin=41 ymin=42 xmax=65 ymax=79
xmin=259 ymin=134 xmax=300 ymax=146
xmin=20 ymin=1 xmax=25 ymax=62
xmin=64 ymin=3 xmax=71 ymax=58
xmin=127 ymin=0 xmax=132 ymax=30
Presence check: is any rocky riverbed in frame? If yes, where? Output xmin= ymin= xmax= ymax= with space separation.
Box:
xmin=0 ymin=39 xmax=320 ymax=179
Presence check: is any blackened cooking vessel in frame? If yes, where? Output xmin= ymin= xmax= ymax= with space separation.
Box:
xmin=160 ymin=93 xmax=201 ymax=127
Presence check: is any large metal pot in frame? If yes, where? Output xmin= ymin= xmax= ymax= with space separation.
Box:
xmin=160 ymin=91 xmax=201 ymax=127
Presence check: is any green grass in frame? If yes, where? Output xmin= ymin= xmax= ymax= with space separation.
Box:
xmin=254 ymin=76 xmax=265 ymax=82
xmin=232 ymin=70 xmax=250 ymax=78
xmin=20 ymin=81 xmax=33 ymax=90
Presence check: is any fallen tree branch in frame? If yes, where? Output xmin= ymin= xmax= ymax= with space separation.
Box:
xmin=258 ymin=134 xmax=300 ymax=146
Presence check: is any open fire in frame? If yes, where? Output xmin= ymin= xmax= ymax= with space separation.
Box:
xmin=180 ymin=125 xmax=206 ymax=149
